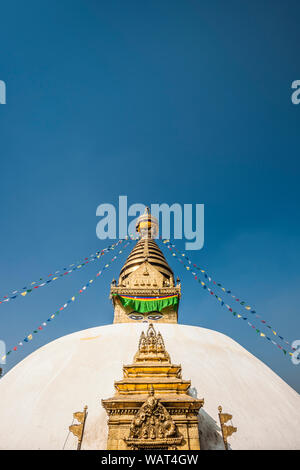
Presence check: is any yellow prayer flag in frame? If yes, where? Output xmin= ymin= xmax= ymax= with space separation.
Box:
xmin=245 ymin=306 xmax=251 ymax=310
xmin=260 ymin=333 xmax=265 ymax=337
xmin=21 ymin=292 xmax=27 ymax=296
xmin=28 ymin=334 xmax=33 ymax=340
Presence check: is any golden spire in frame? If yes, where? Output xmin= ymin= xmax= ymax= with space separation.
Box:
xmin=135 ymin=207 xmax=158 ymax=239
xmin=118 ymin=207 xmax=174 ymax=284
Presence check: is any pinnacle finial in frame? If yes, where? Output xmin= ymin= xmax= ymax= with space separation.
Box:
xmin=136 ymin=206 xmax=158 ymax=239
xmin=134 ymin=323 xmax=171 ymax=363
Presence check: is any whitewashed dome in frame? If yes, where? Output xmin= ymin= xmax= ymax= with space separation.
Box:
xmin=0 ymin=322 xmax=299 ymax=450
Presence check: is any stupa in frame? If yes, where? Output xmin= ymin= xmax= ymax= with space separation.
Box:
xmin=0 ymin=209 xmax=299 ymax=450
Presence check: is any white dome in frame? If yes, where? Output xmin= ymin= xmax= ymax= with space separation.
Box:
xmin=0 ymin=323 xmax=299 ymax=450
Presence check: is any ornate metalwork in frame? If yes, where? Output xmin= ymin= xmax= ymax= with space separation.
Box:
xmin=125 ymin=389 xmax=182 ymax=449
xmin=136 ymin=207 xmax=159 ymax=239
xmin=134 ymin=323 xmax=171 ymax=363
xmin=102 ymin=324 xmax=204 ymax=450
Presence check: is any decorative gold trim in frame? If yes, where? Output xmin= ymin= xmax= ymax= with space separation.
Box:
xmin=110 ymin=287 xmax=181 ymax=297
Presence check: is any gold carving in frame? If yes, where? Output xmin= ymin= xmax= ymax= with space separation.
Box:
xmin=134 ymin=323 xmax=170 ymax=363
xmin=125 ymin=389 xmax=182 ymax=449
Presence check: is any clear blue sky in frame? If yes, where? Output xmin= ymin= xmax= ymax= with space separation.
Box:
xmin=0 ymin=0 xmax=299 ymax=392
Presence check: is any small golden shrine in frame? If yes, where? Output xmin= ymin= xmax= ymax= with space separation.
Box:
xmin=102 ymin=324 xmax=204 ymax=450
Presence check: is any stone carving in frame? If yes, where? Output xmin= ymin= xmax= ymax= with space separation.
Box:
xmin=125 ymin=389 xmax=182 ymax=449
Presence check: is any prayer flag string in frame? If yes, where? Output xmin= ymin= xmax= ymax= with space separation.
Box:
xmin=0 ymin=242 xmax=124 ymax=305
xmin=161 ymin=240 xmax=294 ymax=358
xmin=1 ymin=239 xmax=133 ymax=362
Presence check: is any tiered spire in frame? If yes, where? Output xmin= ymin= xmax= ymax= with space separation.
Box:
xmin=110 ymin=208 xmax=181 ymax=324
xmin=119 ymin=207 xmax=173 ymax=284
xmin=102 ymin=324 xmax=204 ymax=450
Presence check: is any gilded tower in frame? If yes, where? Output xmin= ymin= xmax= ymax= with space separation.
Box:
xmin=110 ymin=208 xmax=181 ymax=324
xmin=102 ymin=323 xmax=204 ymax=450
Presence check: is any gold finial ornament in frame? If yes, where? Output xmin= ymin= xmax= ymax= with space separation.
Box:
xmin=69 ymin=405 xmax=88 ymax=450
xmin=136 ymin=207 xmax=158 ymax=239
xmin=218 ymin=405 xmax=237 ymax=450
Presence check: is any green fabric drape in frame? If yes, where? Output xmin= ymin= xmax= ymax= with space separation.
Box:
xmin=113 ymin=294 xmax=179 ymax=313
